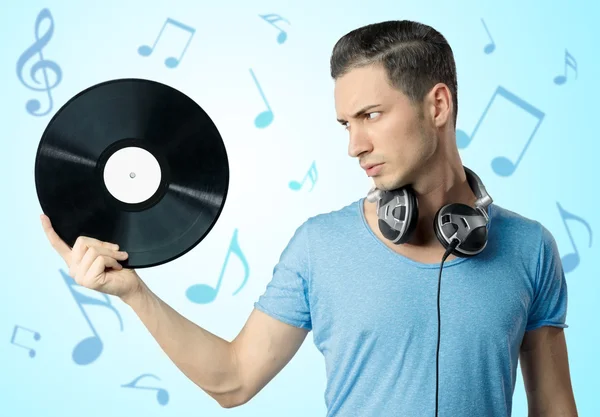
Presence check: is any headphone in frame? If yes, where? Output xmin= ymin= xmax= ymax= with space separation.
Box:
xmin=365 ymin=165 xmax=493 ymax=417
xmin=366 ymin=165 xmax=493 ymax=257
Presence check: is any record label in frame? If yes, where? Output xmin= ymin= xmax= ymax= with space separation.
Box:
xmin=103 ymin=146 xmax=162 ymax=204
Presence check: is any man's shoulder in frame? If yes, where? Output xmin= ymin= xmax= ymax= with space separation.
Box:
xmin=306 ymin=198 xmax=362 ymax=226
xmin=295 ymin=198 xmax=363 ymax=245
xmin=489 ymin=202 xmax=543 ymax=231
xmin=488 ymin=202 xmax=548 ymax=254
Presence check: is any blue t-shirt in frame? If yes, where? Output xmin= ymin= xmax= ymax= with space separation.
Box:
xmin=254 ymin=197 xmax=568 ymax=417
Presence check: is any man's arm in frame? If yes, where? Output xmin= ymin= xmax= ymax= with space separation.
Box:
xmin=231 ymin=308 xmax=310 ymax=404
xmin=519 ymin=326 xmax=578 ymax=416
xmin=124 ymin=280 xmax=309 ymax=408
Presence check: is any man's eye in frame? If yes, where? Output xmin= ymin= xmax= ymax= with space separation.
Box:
xmin=341 ymin=112 xmax=380 ymax=130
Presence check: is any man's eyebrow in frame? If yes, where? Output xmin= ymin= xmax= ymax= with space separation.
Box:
xmin=336 ymin=104 xmax=381 ymax=123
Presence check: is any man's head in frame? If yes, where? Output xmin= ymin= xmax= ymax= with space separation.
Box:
xmin=331 ymin=20 xmax=459 ymax=192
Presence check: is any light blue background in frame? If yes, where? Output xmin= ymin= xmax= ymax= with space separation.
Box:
xmin=1 ymin=0 xmax=598 ymax=416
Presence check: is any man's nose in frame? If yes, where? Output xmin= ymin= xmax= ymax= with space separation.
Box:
xmin=348 ymin=128 xmax=373 ymax=158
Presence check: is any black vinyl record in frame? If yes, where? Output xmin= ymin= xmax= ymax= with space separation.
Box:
xmin=35 ymin=78 xmax=229 ymax=268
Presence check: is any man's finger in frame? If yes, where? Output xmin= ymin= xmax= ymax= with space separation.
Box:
xmin=84 ymin=256 xmax=122 ymax=286
xmin=40 ymin=214 xmax=72 ymax=261
xmin=71 ymin=235 xmax=121 ymax=265
xmin=73 ymin=235 xmax=119 ymax=251
xmin=75 ymin=246 xmax=127 ymax=279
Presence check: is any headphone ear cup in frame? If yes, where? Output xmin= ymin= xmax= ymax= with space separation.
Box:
xmin=377 ymin=187 xmax=419 ymax=244
xmin=433 ymin=203 xmax=488 ymax=257
xmin=434 ymin=205 xmax=453 ymax=251
xmin=398 ymin=187 xmax=419 ymax=244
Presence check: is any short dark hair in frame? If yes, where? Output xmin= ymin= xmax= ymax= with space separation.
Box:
xmin=330 ymin=20 xmax=458 ymax=128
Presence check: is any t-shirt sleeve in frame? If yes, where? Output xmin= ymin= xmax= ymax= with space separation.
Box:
xmin=253 ymin=220 xmax=312 ymax=331
xmin=525 ymin=224 xmax=569 ymax=332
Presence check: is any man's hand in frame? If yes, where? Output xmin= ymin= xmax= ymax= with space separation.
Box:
xmin=40 ymin=214 xmax=142 ymax=300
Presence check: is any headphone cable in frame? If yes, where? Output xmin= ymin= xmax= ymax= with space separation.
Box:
xmin=435 ymin=238 xmax=460 ymax=417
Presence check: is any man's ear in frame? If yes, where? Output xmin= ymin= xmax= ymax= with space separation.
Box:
xmin=428 ymin=83 xmax=452 ymax=127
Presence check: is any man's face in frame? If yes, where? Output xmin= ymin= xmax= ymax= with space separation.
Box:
xmin=334 ymin=63 xmax=436 ymax=192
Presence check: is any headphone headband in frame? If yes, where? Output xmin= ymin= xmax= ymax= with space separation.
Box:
xmin=463 ymin=166 xmax=493 ymax=212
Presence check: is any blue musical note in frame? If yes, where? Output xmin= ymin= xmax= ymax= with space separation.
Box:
xmin=122 ymin=374 xmax=169 ymax=406
xmin=259 ymin=13 xmax=290 ymax=44
xmin=289 ymin=160 xmax=318 ymax=192
xmin=481 ymin=18 xmax=495 ymax=54
xmin=186 ymin=229 xmax=249 ymax=304
xmin=554 ymin=49 xmax=577 ymax=85
xmin=10 ymin=325 xmax=41 ymax=358
xmin=556 ymin=202 xmax=592 ymax=274
xmin=456 ymin=86 xmax=544 ymax=177
xmin=138 ymin=18 xmax=195 ymax=68
xmin=16 ymin=8 xmax=62 ymax=117
xmin=249 ymin=68 xmax=274 ymax=128
xmin=59 ymin=269 xmax=123 ymax=365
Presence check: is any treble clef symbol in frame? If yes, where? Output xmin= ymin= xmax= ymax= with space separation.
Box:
xmin=16 ymin=8 xmax=62 ymax=117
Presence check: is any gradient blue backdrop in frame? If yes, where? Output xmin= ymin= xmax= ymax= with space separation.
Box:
xmin=1 ymin=0 xmax=597 ymax=416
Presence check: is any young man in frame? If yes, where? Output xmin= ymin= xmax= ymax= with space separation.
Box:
xmin=41 ymin=20 xmax=577 ymax=417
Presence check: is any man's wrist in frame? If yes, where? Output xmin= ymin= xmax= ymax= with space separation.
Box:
xmin=121 ymin=276 xmax=149 ymax=307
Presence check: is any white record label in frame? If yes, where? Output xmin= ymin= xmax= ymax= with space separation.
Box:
xmin=103 ymin=146 xmax=162 ymax=204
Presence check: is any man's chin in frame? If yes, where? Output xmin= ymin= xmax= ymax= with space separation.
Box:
xmin=376 ymin=178 xmax=408 ymax=192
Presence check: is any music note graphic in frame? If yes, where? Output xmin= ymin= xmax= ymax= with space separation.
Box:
xmin=138 ymin=18 xmax=195 ymax=68
xmin=122 ymin=374 xmax=169 ymax=406
xmin=16 ymin=8 xmax=62 ymax=117
xmin=10 ymin=325 xmax=41 ymax=358
xmin=186 ymin=229 xmax=250 ymax=304
xmin=481 ymin=18 xmax=495 ymax=54
xmin=259 ymin=13 xmax=291 ymax=44
xmin=59 ymin=269 xmax=124 ymax=365
xmin=249 ymin=68 xmax=274 ymax=128
xmin=553 ymin=49 xmax=578 ymax=85
xmin=556 ymin=202 xmax=592 ymax=274
xmin=456 ymin=86 xmax=544 ymax=177
xmin=289 ymin=160 xmax=318 ymax=192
